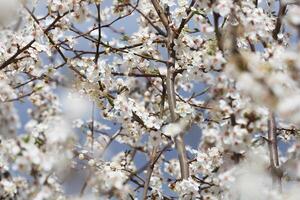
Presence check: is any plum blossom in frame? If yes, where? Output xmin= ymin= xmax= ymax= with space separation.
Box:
xmin=174 ymin=177 xmax=200 ymax=199
xmin=1 ymin=0 xmax=300 ymax=199
xmin=163 ymin=118 xmax=190 ymax=138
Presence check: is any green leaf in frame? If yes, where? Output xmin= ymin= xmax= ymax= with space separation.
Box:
xmin=106 ymin=94 xmax=114 ymax=107
xmin=145 ymin=68 xmax=160 ymax=75
xmin=22 ymin=135 xmax=30 ymax=143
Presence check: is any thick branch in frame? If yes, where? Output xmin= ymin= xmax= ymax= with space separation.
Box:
xmin=165 ymin=38 xmax=189 ymax=180
xmin=267 ymin=112 xmax=282 ymax=191
xmin=213 ymin=12 xmax=223 ymax=51
xmin=150 ymin=0 xmax=170 ymax=32
xmin=148 ymin=0 xmax=192 ymax=179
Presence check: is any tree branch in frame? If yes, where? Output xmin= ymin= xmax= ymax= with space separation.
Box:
xmin=267 ymin=112 xmax=282 ymax=191
xmin=142 ymin=147 xmax=157 ymax=200
xmin=95 ymin=3 xmax=101 ymax=64
xmin=149 ymin=0 xmax=192 ymax=180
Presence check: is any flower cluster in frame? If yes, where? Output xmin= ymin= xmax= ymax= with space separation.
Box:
xmin=1 ymin=0 xmax=300 ymax=199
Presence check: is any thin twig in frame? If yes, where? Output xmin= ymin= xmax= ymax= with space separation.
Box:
xmin=272 ymin=1 xmax=287 ymax=41
xmin=95 ymin=3 xmax=101 ymax=64
xmin=142 ymin=147 xmax=157 ymax=200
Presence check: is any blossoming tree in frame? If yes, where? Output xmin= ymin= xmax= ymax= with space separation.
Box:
xmin=1 ymin=0 xmax=300 ymax=199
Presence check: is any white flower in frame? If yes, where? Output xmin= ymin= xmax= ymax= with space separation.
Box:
xmin=193 ymin=147 xmax=223 ymax=175
xmin=219 ymin=147 xmax=271 ymax=199
xmin=44 ymin=117 xmax=74 ymax=144
xmin=78 ymin=153 xmax=85 ymax=160
xmin=201 ymin=127 xmax=220 ymax=145
xmin=214 ymin=0 xmax=233 ymax=17
xmin=149 ymin=131 xmax=162 ymax=147
xmin=278 ymin=94 xmax=300 ymax=125
xmin=177 ymin=0 xmax=188 ymax=7
xmin=175 ymin=102 xmax=195 ymax=117
xmin=286 ymin=5 xmax=300 ymax=26
xmin=163 ymin=118 xmax=189 ymax=138
xmin=174 ymin=178 xmax=200 ymax=199
xmin=161 ymin=0 xmax=176 ymax=7
xmin=61 ymin=91 xmax=92 ymax=119
xmin=88 ymin=159 xmax=96 ymax=166
xmin=1 ymin=180 xmax=17 ymax=197
xmin=0 ymin=79 xmax=17 ymax=102
xmin=144 ymin=116 xmax=162 ymax=129
xmin=165 ymin=159 xmax=181 ymax=178
xmin=0 ymin=0 xmax=19 ymax=26
xmin=222 ymin=125 xmax=250 ymax=153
